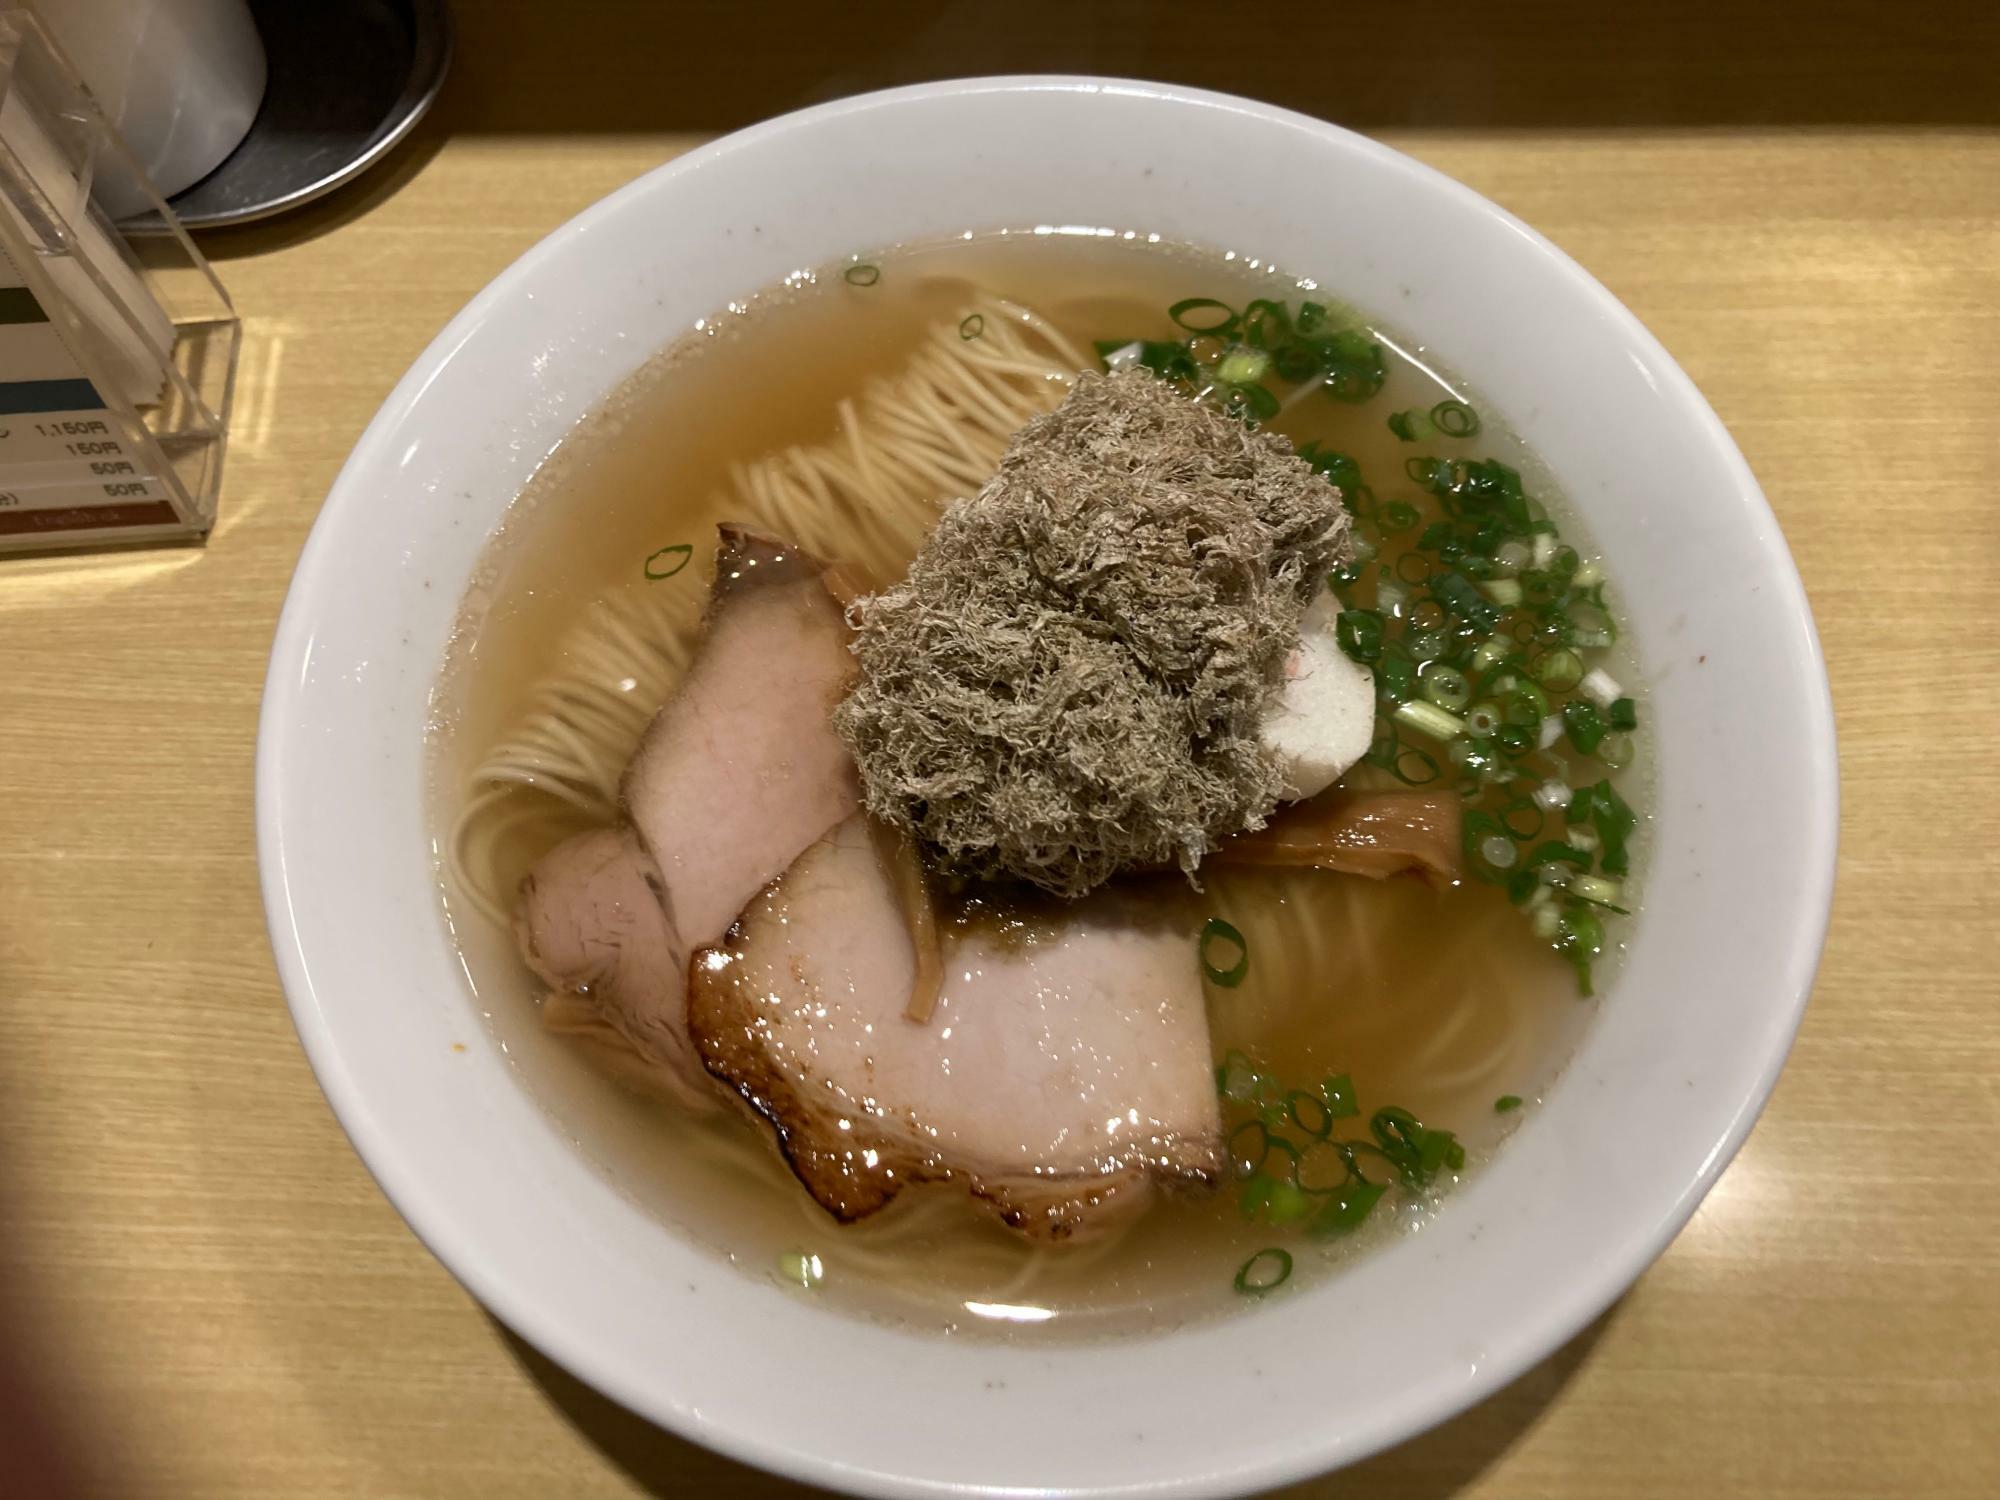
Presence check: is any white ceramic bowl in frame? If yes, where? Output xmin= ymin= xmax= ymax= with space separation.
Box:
xmin=258 ymin=78 xmax=1836 ymax=1498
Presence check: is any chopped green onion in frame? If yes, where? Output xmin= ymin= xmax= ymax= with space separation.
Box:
xmin=1379 ymin=500 xmax=1420 ymax=534
xmin=1335 ymin=608 xmax=1385 ymax=663
xmin=778 ymin=1250 xmax=824 ymax=1288
xmin=1169 ymin=296 xmax=1239 ymax=334
xmin=1394 ymin=550 xmax=1433 ymax=586
xmin=1300 ymin=444 xmax=1363 ymax=491
xmin=1394 ymin=699 xmax=1465 ymax=741
xmin=1579 ymin=667 xmax=1623 ymax=708
xmin=1464 ymin=700 xmax=1502 ymax=737
xmin=1479 ymin=834 xmax=1517 ymax=869
xmin=1430 ymin=399 xmax=1480 ymax=437
xmin=1556 ymin=907 xmax=1604 ymax=995
xmin=1471 ymin=636 xmax=1514 ymax=672
xmin=1499 ymin=797 xmax=1544 ymax=840
xmin=1307 ymin=1179 xmax=1387 ymax=1238
xmin=1241 ymin=1173 xmax=1314 ymax=1226
xmin=1375 ymin=649 xmax=1417 ymax=703
xmin=1562 ymin=699 xmax=1608 ymax=754
xmin=1533 ymin=648 xmax=1583 ymax=691
xmin=1573 ymin=558 xmax=1604 ymax=588
xmin=1493 ymin=539 xmax=1532 ymax=575
xmin=1388 ymin=741 xmax=1441 ymax=785
xmin=1286 ymin=1090 xmax=1333 ymax=1141
xmin=1494 ymin=1094 xmax=1523 ymax=1113
xmin=843 ymin=263 xmax=880 ymax=286
xmin=1568 ymin=780 xmax=1637 ymax=876
xmin=644 ymin=543 xmax=693 ymax=580
xmin=1199 ymin=917 xmax=1250 ymax=988
xmin=1319 ymin=1073 xmax=1359 ymax=1120
xmin=1501 ymin=682 xmax=1550 ymax=727
xmin=1319 ymin=328 xmax=1386 ymax=403
xmin=1608 ymin=697 xmax=1640 ymax=731
xmin=1234 ymin=1247 xmax=1294 ymax=1295
xmin=1531 ymin=903 xmax=1561 ymax=940
xmin=1217 ymin=349 xmax=1270 ymax=385
xmin=1569 ymin=873 xmax=1625 ymax=907
xmin=1430 ymin=571 xmax=1501 ymax=631
xmin=1224 ymin=381 xmax=1281 ymax=421
xmin=958 ymin=313 xmax=984 ymax=340
xmin=1216 ymin=1050 xmax=1258 ymax=1103
xmin=1597 ymin=732 xmax=1635 ymax=769
xmin=1369 ymin=1108 xmax=1464 ymax=1187
xmin=1568 ymin=603 xmax=1615 ymax=648
xmin=1387 ymin=409 xmax=1433 ymax=442
xmin=1096 ymin=338 xmax=1144 ymax=370
xmin=1227 ymin=1120 xmax=1273 ymax=1177
xmin=1408 ymin=627 xmax=1451 ymax=662
xmin=1422 ymin=666 xmax=1471 ymax=711
xmin=1527 ymin=839 xmax=1593 ymax=872
xmin=1482 ymin=578 xmax=1523 ymax=607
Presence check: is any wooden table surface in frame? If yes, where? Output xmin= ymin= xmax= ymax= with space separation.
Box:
xmin=2 ymin=5 xmax=1996 ymax=1496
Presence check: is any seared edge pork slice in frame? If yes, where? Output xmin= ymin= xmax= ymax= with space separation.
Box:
xmin=687 ymin=815 xmax=1223 ymax=1242
xmin=1210 ymin=788 xmax=1462 ymax=884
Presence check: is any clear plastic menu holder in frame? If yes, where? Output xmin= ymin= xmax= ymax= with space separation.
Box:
xmin=0 ymin=6 xmax=236 ymax=554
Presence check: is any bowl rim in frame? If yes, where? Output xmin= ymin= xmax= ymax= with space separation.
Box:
xmin=257 ymin=74 xmax=1838 ymax=1498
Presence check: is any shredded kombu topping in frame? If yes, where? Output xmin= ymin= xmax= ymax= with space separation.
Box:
xmin=834 ymin=369 xmax=1350 ymax=898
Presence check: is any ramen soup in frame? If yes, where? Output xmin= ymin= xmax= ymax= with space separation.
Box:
xmin=431 ymin=232 xmax=1646 ymax=1337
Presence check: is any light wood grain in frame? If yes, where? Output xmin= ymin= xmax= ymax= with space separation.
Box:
xmin=1 ymin=24 xmax=1997 ymax=1500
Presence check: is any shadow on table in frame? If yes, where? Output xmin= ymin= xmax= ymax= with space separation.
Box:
xmin=498 ymin=1305 xmax=1614 ymax=1499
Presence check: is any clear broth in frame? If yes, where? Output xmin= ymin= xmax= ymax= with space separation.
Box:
xmin=431 ymin=231 xmax=1632 ymax=1338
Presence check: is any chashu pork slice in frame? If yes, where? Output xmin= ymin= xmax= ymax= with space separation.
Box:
xmin=687 ymin=814 xmax=1223 ymax=1242
xmin=517 ymin=524 xmax=861 ymax=1102
xmin=516 ymin=824 xmax=717 ymax=1108
xmin=620 ymin=523 xmax=862 ymax=958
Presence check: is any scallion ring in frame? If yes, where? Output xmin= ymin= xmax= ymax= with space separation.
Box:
xmin=1423 ymin=666 xmax=1471 ymax=711
xmin=1499 ymin=797 xmax=1544 ymax=841
xmin=843 ymin=263 xmax=881 ymax=286
xmin=1227 ymin=1120 xmax=1273 ymax=1179
xmin=1286 ymin=1090 xmax=1334 ymax=1141
xmin=1200 ymin=917 xmax=1250 ymax=988
xmin=1233 ymin=1247 xmax=1294 ymax=1295
xmin=958 ymin=313 xmax=984 ymax=340
xmin=1168 ymin=297 xmax=1239 ymax=335
xmin=1430 ymin=399 xmax=1481 ymax=437
xmin=644 ymin=544 xmax=693 ymax=580
xmin=1533 ymin=647 xmax=1584 ymax=691
xmin=1379 ymin=500 xmax=1420 ymax=534
xmin=1409 ymin=598 xmax=1448 ymax=632
xmin=1391 ymin=744 xmax=1442 ymax=785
